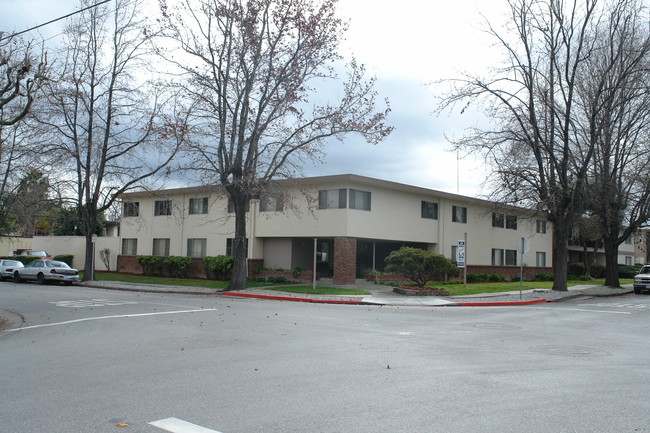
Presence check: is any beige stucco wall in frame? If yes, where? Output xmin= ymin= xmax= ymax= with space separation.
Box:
xmin=30 ymin=236 xmax=121 ymax=271
xmin=0 ymin=237 xmax=32 ymax=256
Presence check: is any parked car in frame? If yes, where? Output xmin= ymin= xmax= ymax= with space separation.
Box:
xmin=633 ymin=265 xmax=650 ymax=294
xmin=0 ymin=259 xmax=24 ymax=281
xmin=13 ymin=259 xmax=80 ymax=285
xmin=18 ymin=250 xmax=52 ymax=259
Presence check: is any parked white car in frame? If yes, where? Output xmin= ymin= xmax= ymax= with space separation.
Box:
xmin=13 ymin=259 xmax=80 ymax=285
xmin=0 ymin=259 xmax=24 ymax=281
xmin=633 ymin=265 xmax=650 ymax=294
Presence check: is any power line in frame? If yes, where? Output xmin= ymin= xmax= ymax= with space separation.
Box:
xmin=0 ymin=0 xmax=114 ymax=42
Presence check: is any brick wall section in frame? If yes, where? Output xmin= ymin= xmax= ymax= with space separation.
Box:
xmin=333 ymin=237 xmax=357 ymax=285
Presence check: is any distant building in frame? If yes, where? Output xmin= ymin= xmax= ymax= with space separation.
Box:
xmin=118 ymin=174 xmax=556 ymax=283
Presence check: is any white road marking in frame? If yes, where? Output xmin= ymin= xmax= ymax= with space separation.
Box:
xmin=149 ymin=417 xmax=223 ymax=433
xmin=5 ymin=308 xmax=218 ymax=332
xmin=49 ymin=299 xmax=139 ymax=308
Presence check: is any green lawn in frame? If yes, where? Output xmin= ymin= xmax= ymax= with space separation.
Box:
xmin=432 ymin=279 xmax=634 ymax=296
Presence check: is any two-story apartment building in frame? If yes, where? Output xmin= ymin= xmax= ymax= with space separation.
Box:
xmin=118 ymin=174 xmax=554 ymax=284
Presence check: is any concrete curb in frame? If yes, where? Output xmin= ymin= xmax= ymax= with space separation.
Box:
xmin=222 ymin=291 xmax=363 ymax=305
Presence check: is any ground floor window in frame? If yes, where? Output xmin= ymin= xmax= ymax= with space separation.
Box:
xmin=505 ymin=249 xmax=517 ymax=266
xmin=122 ymin=238 xmax=137 ymax=256
xmin=536 ymin=252 xmax=546 ymax=267
xmin=491 ymin=249 xmax=504 ymax=266
xmin=152 ymin=238 xmax=170 ymax=256
xmin=187 ymin=238 xmax=207 ymax=258
xmin=626 ymin=256 xmax=632 ymax=266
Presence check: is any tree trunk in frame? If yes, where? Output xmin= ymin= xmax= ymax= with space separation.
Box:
xmin=552 ymin=216 xmax=570 ymax=291
xmin=82 ymin=205 xmax=98 ymax=281
xmin=227 ymin=192 xmax=248 ymax=290
xmin=603 ymin=235 xmax=620 ymax=288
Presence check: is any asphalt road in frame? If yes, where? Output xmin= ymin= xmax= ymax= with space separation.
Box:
xmin=1 ymin=281 xmax=649 ymax=433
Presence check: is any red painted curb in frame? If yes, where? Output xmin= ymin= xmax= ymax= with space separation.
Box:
xmin=222 ymin=291 xmax=362 ymax=305
xmin=455 ymin=298 xmax=548 ymax=307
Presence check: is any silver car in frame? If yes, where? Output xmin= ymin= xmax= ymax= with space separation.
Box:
xmin=0 ymin=259 xmax=24 ymax=281
xmin=14 ymin=259 xmax=80 ymax=285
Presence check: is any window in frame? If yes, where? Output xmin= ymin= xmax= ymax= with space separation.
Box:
xmin=123 ymin=202 xmax=139 ymax=217
xmin=452 ymin=206 xmax=467 ymax=223
xmin=349 ymin=189 xmax=371 ymax=211
xmin=536 ymin=252 xmax=546 ymax=267
xmin=626 ymin=256 xmax=632 ymax=266
xmin=536 ymin=220 xmax=547 ymax=234
xmin=154 ymin=200 xmax=172 ymax=216
xmin=491 ymin=248 xmax=504 ymax=266
xmin=152 ymin=238 xmax=170 ymax=257
xmin=505 ymin=215 xmax=518 ymax=230
xmin=226 ymin=238 xmax=248 ymax=257
xmin=505 ymin=249 xmax=517 ymax=266
xmin=319 ymin=189 xmax=347 ymax=209
xmin=492 ymin=212 xmax=504 ymax=228
xmin=122 ymin=238 xmax=137 ymax=255
xmin=187 ymin=238 xmax=207 ymax=258
xmin=421 ymin=201 xmax=439 ymax=219
xmin=451 ymin=245 xmax=458 ymax=263
xmin=260 ymin=195 xmax=284 ymax=212
xmin=189 ymin=197 xmax=208 ymax=215
xmin=625 ymin=236 xmax=633 ymax=245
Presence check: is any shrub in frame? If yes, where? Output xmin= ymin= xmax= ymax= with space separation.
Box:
xmin=534 ymin=272 xmax=554 ymax=281
xmin=137 ymin=255 xmax=164 ymax=276
xmin=292 ymin=266 xmax=304 ymax=278
xmin=589 ymin=264 xmax=605 ymax=278
xmin=467 ymin=273 xmax=488 ymax=283
xmin=203 ymin=255 xmax=234 ymax=279
xmin=54 ymin=255 xmax=74 ymax=267
xmin=385 ymin=247 xmax=459 ymax=287
xmin=617 ymin=265 xmax=638 ymax=279
xmin=163 ymin=256 xmax=192 ymax=278
xmin=267 ymin=276 xmax=287 ymax=284
xmin=487 ymin=273 xmax=505 ymax=282
xmin=567 ymin=263 xmax=585 ymax=277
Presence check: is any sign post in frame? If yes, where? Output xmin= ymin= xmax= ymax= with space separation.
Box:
xmin=516 ymin=237 xmax=530 ymax=300
xmin=91 ymin=234 xmax=97 ymax=281
xmin=457 ymin=234 xmax=467 ymax=287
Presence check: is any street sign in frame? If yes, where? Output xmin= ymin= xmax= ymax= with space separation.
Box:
xmin=457 ymin=240 xmax=465 ymax=267
xmin=91 ymin=234 xmax=97 ymax=243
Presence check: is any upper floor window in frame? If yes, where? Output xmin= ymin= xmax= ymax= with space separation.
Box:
xmin=492 ymin=212 xmax=504 ymax=228
xmin=349 ymin=189 xmax=371 ymax=211
xmin=624 ymin=236 xmax=633 ymax=245
xmin=189 ymin=197 xmax=208 ymax=215
xmin=505 ymin=215 xmax=518 ymax=230
xmin=452 ymin=205 xmax=467 ymax=223
xmin=260 ymin=194 xmax=284 ymax=212
xmin=123 ymin=201 xmax=139 ymax=217
xmin=421 ymin=201 xmax=438 ymax=220
xmin=154 ymin=199 xmax=172 ymax=216
xmin=536 ymin=220 xmax=547 ymax=234
xmin=319 ymin=189 xmax=347 ymax=209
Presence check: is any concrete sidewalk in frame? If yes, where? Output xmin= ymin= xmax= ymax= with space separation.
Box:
xmin=77 ymin=279 xmax=634 ymax=307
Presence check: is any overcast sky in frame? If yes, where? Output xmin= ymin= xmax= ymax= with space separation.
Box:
xmin=1 ymin=0 xmax=508 ymax=198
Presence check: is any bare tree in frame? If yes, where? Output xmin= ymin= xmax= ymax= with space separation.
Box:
xmin=40 ymin=0 xmax=185 ymax=279
xmin=579 ymin=0 xmax=650 ymax=287
xmin=0 ymin=35 xmax=47 ymax=234
xmin=158 ymin=0 xmax=392 ymax=289
xmin=438 ymin=0 xmax=604 ymax=291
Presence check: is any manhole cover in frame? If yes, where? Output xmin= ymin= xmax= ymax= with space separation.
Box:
xmin=529 ymin=345 xmax=612 ymax=357
xmin=465 ymin=322 xmax=520 ymax=330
